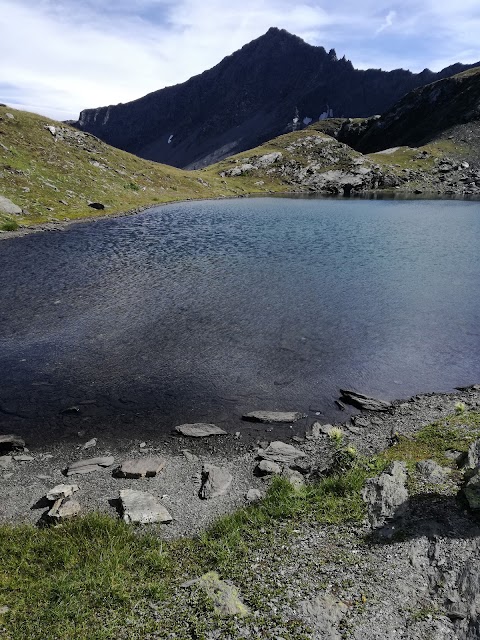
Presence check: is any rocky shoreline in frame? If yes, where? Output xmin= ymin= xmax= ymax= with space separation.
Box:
xmin=1 ymin=385 xmax=479 ymax=535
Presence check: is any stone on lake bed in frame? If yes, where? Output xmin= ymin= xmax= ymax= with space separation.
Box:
xmin=175 ymin=423 xmax=227 ymax=437
xmin=199 ymin=464 xmax=233 ymax=499
xmin=257 ymin=441 xmax=306 ymax=465
xmin=13 ymin=455 xmax=34 ymax=462
xmin=46 ymin=484 xmax=79 ymax=501
xmin=120 ymin=489 xmax=172 ymax=524
xmin=0 ymin=434 xmax=25 ymax=451
xmin=66 ymin=456 xmax=114 ymax=475
xmin=116 ymin=457 xmax=166 ymax=479
xmin=242 ymin=411 xmax=306 ymax=423
xmin=339 ymin=389 xmax=392 ymax=412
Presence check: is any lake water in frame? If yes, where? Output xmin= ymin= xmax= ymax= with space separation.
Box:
xmin=1 ymin=196 xmax=479 ymax=445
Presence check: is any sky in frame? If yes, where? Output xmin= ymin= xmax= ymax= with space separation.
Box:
xmin=1 ymin=0 xmax=479 ymax=121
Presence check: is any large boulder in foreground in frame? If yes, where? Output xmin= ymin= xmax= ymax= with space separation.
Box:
xmin=199 ymin=464 xmax=233 ymax=499
xmin=120 ymin=489 xmax=172 ymax=524
xmin=362 ymin=461 xmax=409 ymax=529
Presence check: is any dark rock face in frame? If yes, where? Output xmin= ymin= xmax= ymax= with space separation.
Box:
xmin=73 ymin=28 xmax=478 ymax=169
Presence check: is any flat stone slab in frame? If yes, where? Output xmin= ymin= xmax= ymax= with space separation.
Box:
xmin=48 ymin=497 xmax=81 ymax=520
xmin=46 ymin=484 xmax=79 ymax=501
xmin=116 ymin=457 xmax=166 ymax=479
xmin=257 ymin=441 xmax=306 ymax=465
xmin=339 ymin=389 xmax=392 ymax=412
xmin=66 ymin=456 xmax=114 ymax=476
xmin=175 ymin=423 xmax=227 ymax=437
xmin=199 ymin=464 xmax=233 ymax=499
xmin=0 ymin=434 xmax=25 ymax=451
xmin=120 ymin=489 xmax=172 ymax=524
xmin=242 ymin=411 xmax=306 ymax=424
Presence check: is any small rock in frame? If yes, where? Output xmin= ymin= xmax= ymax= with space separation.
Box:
xmin=182 ymin=449 xmax=199 ymax=462
xmin=66 ymin=456 xmax=114 ymax=476
xmin=116 ymin=457 xmax=166 ymax=479
xmin=175 ymin=423 xmax=227 ymax=437
xmin=245 ymin=488 xmax=262 ymax=502
xmin=0 ymin=456 xmax=12 ymax=469
xmin=46 ymin=484 xmax=79 ymax=501
xmin=0 ymin=606 xmax=10 ymax=614
xmin=13 ymin=455 xmax=34 ymax=462
xmin=199 ymin=464 xmax=233 ymax=499
xmin=82 ymin=438 xmax=97 ymax=450
xmin=310 ymin=422 xmax=334 ymax=438
xmin=5 ymin=113 xmax=14 ymax=119
xmin=243 ymin=411 xmax=306 ymax=424
xmin=88 ymin=202 xmax=105 ymax=210
xmin=257 ymin=441 xmax=306 ymax=465
xmin=256 ymin=460 xmax=282 ymax=476
xmin=45 ymin=125 xmax=56 ymax=135
xmin=181 ymin=572 xmax=250 ymax=617
xmin=362 ymin=461 xmax=409 ymax=529
xmin=139 ymin=442 xmax=146 ymax=448
xmin=48 ymin=497 xmax=81 ymax=520
xmin=61 ymin=405 xmax=81 ymax=415
xmin=0 ymin=434 xmax=25 ymax=451
xmin=416 ymin=459 xmax=449 ymax=483
xmin=464 ymin=439 xmax=480 ymax=471
xmin=120 ymin=489 xmax=172 ymax=524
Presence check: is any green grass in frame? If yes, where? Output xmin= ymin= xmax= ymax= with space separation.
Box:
xmin=0 ymin=219 xmax=19 ymax=231
xmin=1 ymin=411 xmax=479 ymax=638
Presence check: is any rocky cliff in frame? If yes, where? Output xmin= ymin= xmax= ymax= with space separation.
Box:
xmin=73 ymin=27 xmax=479 ymax=169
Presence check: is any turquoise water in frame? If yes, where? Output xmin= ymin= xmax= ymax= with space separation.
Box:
xmin=0 ymin=196 xmax=479 ymax=442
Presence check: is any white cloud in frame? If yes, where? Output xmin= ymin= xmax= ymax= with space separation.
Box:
xmin=375 ymin=10 xmax=396 ymax=35
xmin=0 ymin=0 xmax=478 ymax=121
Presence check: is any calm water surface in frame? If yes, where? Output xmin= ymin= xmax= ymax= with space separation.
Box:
xmin=1 ymin=197 xmax=479 ymax=444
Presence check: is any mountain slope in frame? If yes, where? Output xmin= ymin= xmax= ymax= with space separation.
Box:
xmin=73 ymin=28 xmax=478 ymax=170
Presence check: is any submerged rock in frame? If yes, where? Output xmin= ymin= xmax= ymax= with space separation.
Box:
xmin=175 ymin=423 xmax=227 ymax=437
xmin=243 ymin=410 xmax=306 ymax=423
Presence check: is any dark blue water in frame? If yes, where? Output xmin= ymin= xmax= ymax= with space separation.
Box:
xmin=1 ymin=197 xmax=479 ymax=443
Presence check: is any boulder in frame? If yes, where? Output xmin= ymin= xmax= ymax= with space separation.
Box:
xmin=120 ymin=489 xmax=172 ymax=524
xmin=339 ymin=389 xmax=392 ymax=412
xmin=116 ymin=457 xmax=166 ymax=479
xmin=48 ymin=497 xmax=81 ymax=520
xmin=310 ymin=422 xmax=334 ymax=438
xmin=0 ymin=196 xmax=21 ymax=215
xmin=257 ymin=441 xmax=306 ymax=465
xmin=0 ymin=434 xmax=25 ymax=451
xmin=256 ymin=460 xmax=282 ymax=476
xmin=416 ymin=459 xmax=449 ymax=483
xmin=66 ymin=456 xmax=114 ymax=476
xmin=464 ymin=470 xmax=480 ymax=509
xmin=464 ymin=439 xmax=480 ymax=471
xmin=82 ymin=438 xmax=97 ymax=450
xmin=181 ymin=571 xmax=250 ymax=617
xmin=362 ymin=461 xmax=409 ymax=529
xmin=199 ymin=464 xmax=232 ymax=499
xmin=175 ymin=423 xmax=227 ymax=437
xmin=243 ymin=411 xmax=306 ymax=423
xmin=46 ymin=484 xmax=79 ymax=501
xmin=88 ymin=202 xmax=105 ymax=210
